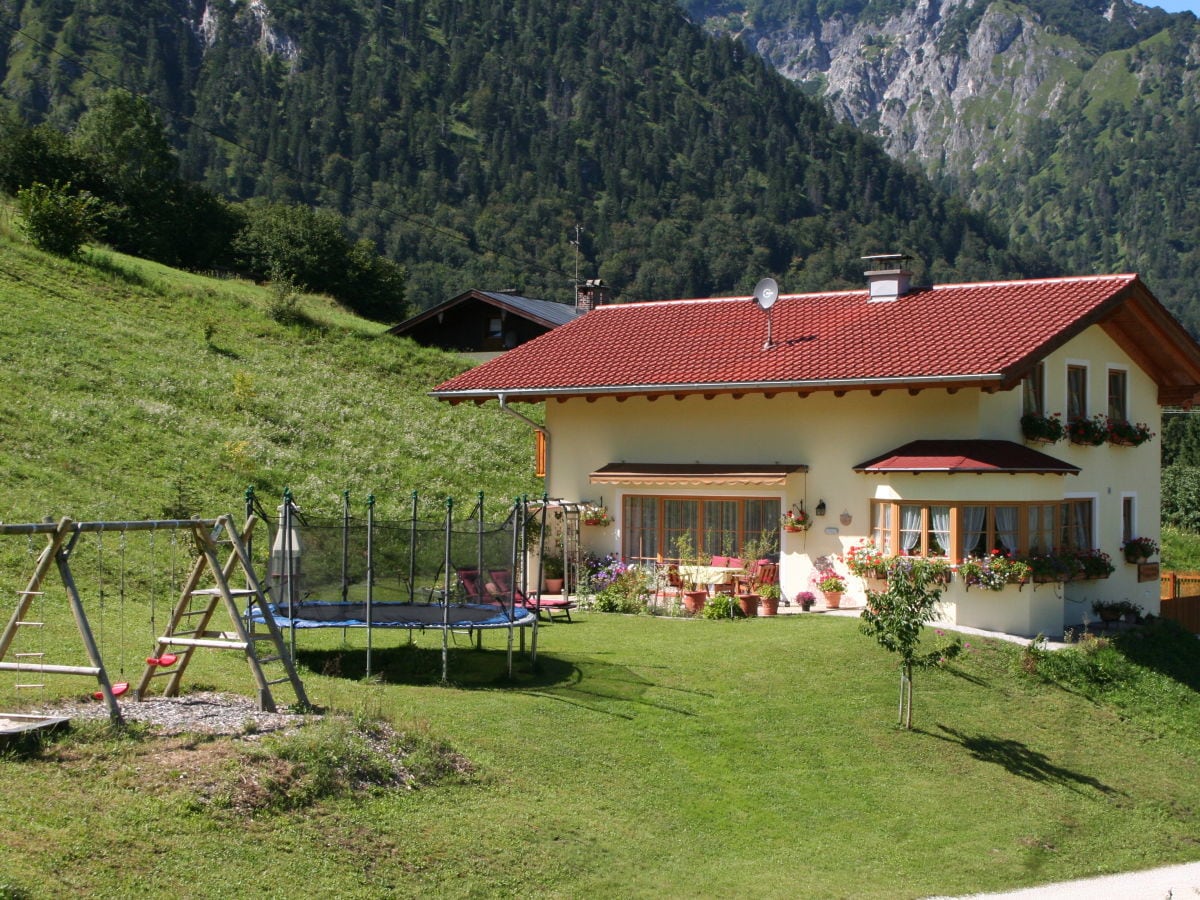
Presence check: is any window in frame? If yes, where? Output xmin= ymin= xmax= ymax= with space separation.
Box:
xmin=871 ymin=498 xmax=1095 ymax=560
xmin=1108 ymin=369 xmax=1128 ymax=422
xmin=1067 ymin=365 xmax=1088 ymax=420
xmin=1023 ymin=362 xmax=1045 ymax=416
xmin=621 ymin=496 xmax=781 ymax=562
xmin=897 ymin=504 xmax=950 ymax=556
xmin=487 ymin=316 xmax=503 ymax=338
xmin=1122 ymin=495 xmax=1135 ymax=544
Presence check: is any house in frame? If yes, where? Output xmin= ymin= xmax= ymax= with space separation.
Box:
xmin=431 ymin=261 xmax=1200 ymax=636
xmin=389 ymin=282 xmax=609 ymax=359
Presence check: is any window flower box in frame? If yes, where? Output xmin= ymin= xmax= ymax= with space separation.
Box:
xmin=1020 ymin=412 xmax=1065 ymax=444
xmin=1120 ymin=536 xmax=1158 ymax=564
xmin=1068 ymin=414 xmax=1108 ymax=446
xmin=1107 ymin=419 xmax=1154 ymax=447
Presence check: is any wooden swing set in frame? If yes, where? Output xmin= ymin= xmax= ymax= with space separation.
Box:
xmin=0 ymin=514 xmax=308 ymax=725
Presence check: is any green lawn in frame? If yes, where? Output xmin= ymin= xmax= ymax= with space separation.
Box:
xmin=2 ymin=613 xmax=1199 ymax=898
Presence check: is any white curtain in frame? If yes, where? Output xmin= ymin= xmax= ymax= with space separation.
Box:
xmin=962 ymin=507 xmax=986 ymax=557
xmin=900 ymin=506 xmax=922 ymax=553
xmin=930 ymin=506 xmax=950 ymax=556
xmin=995 ymin=506 xmax=1018 ymax=552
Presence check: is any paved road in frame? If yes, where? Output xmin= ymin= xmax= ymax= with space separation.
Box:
xmin=932 ymin=860 xmax=1200 ymax=898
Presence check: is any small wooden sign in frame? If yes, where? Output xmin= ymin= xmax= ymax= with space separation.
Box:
xmin=1138 ymin=563 xmax=1160 ymax=583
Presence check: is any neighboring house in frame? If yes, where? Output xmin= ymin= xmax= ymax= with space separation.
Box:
xmin=431 ymin=262 xmax=1200 ymax=636
xmin=388 ymin=285 xmax=605 ymax=359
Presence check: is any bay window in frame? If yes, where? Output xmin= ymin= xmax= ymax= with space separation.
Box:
xmin=871 ymin=498 xmax=1095 ymax=560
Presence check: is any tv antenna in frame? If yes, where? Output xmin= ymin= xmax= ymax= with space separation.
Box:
xmin=753 ymin=277 xmax=779 ymax=350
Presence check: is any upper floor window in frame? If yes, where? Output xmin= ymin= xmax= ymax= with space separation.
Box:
xmin=1108 ymin=369 xmax=1128 ymax=422
xmin=1023 ymin=362 xmax=1045 ymax=417
xmin=1067 ymin=364 xmax=1088 ymax=420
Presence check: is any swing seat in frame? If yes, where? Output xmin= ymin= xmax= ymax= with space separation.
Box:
xmin=92 ymin=682 xmax=129 ymax=700
xmin=146 ymin=653 xmax=178 ymax=667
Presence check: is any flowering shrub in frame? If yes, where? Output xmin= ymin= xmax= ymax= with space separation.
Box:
xmin=888 ymin=556 xmax=953 ymax=587
xmin=1107 ymin=419 xmax=1154 ymax=447
xmin=1121 ymin=536 xmax=1158 ymax=561
xmin=958 ymin=552 xmax=1032 ymax=590
xmin=781 ymin=506 xmax=811 ymax=532
xmin=1068 ymin=414 xmax=1109 ymax=445
xmin=583 ymin=554 xmax=651 ymax=613
xmin=1020 ymin=412 xmax=1065 ymax=443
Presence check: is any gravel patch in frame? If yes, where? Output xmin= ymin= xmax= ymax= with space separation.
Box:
xmin=28 ymin=691 xmax=317 ymax=736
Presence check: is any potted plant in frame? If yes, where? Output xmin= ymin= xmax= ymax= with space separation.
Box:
xmin=1107 ymin=419 xmax=1154 ymax=447
xmin=796 ymin=590 xmax=816 ymax=612
xmin=736 ymin=591 xmax=761 ymax=618
xmin=582 ymin=504 xmax=612 ymax=526
xmin=758 ymin=582 xmax=781 ymax=616
xmin=1121 ymin=536 xmax=1158 ymax=564
xmin=818 ymin=574 xmax=846 ymax=609
xmin=780 ymin=505 xmax=811 ymax=533
xmin=673 ymin=533 xmax=709 ymax=614
xmin=542 ymin=552 xmax=565 ymax=594
xmin=1068 ymin=414 xmax=1108 ymax=446
xmin=846 ymin=540 xmax=889 ymax=589
xmin=1020 ymin=411 xmax=1066 ymax=444
xmin=1092 ymin=599 xmax=1140 ymax=624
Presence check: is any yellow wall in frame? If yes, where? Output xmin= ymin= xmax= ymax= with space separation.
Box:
xmin=544 ymin=323 xmax=1162 ymax=636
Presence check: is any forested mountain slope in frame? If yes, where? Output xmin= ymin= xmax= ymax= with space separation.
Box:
xmin=686 ymin=0 xmax=1200 ymax=334
xmin=0 ymin=0 xmax=1046 ymax=310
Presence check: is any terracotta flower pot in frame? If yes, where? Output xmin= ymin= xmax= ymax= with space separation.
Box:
xmin=683 ymin=590 xmax=708 ymax=614
xmin=824 ymin=591 xmax=843 ymax=610
xmin=544 ymin=578 xmax=564 ymax=594
xmin=759 ymin=597 xmax=780 ymax=616
xmin=737 ymin=594 xmax=760 ymax=618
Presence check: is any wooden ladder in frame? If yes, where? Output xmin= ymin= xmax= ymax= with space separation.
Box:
xmin=134 ymin=514 xmax=309 ymax=713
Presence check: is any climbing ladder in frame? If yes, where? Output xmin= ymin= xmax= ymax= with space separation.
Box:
xmin=135 ymin=514 xmax=308 ymax=712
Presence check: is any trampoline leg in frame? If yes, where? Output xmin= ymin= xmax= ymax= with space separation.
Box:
xmin=475 ymin=628 xmax=482 ymax=650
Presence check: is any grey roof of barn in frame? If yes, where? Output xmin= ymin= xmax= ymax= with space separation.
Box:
xmin=388 ymin=289 xmax=580 ymax=336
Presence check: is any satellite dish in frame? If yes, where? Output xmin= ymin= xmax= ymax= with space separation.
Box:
xmin=753 ymin=277 xmax=779 ymax=310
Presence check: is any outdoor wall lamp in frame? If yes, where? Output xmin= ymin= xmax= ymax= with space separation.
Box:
xmin=815 ymin=500 xmax=826 ymax=517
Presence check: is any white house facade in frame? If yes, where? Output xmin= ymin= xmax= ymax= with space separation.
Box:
xmin=433 ymin=267 xmax=1200 ymax=637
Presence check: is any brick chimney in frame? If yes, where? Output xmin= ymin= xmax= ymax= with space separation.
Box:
xmin=576 ymin=278 xmax=610 ymax=313
xmin=862 ymin=253 xmax=913 ymax=303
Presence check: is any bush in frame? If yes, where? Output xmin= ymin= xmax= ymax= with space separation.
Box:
xmin=15 ymin=181 xmax=98 ymax=257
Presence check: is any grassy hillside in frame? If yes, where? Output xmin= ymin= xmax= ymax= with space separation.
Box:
xmin=0 ymin=220 xmax=541 ymax=524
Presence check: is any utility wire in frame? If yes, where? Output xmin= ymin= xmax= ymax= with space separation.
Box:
xmin=0 ymin=17 xmax=575 ymax=286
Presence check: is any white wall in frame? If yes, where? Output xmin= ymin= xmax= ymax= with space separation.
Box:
xmin=543 ymin=323 xmax=1162 ymax=635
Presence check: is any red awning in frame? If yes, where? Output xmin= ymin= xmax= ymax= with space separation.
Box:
xmin=853 ymin=440 xmax=1079 ymax=475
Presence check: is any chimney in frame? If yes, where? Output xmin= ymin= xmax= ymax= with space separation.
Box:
xmin=576 ymin=278 xmax=610 ymax=313
xmin=862 ymin=253 xmax=913 ymax=303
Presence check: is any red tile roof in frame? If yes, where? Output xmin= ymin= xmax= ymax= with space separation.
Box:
xmin=431 ymin=274 xmax=1200 ymax=401
xmin=853 ymin=440 xmax=1080 ymax=475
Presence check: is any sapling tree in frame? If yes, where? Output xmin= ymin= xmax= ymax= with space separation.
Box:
xmin=859 ymin=558 xmax=962 ymax=729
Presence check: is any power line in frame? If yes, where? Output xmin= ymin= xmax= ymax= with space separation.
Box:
xmin=0 ymin=17 xmax=575 ymax=287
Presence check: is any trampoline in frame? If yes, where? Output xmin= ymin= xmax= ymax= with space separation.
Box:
xmin=252 ymin=600 xmax=535 ymax=630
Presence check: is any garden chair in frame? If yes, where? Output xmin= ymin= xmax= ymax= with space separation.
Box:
xmin=488 ymin=568 xmax=576 ymax=622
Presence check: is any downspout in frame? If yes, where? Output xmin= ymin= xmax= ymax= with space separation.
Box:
xmin=499 ymin=393 xmax=549 ymax=483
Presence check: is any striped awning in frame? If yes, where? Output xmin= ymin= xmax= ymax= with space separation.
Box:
xmin=589 ymin=463 xmax=807 ymax=487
